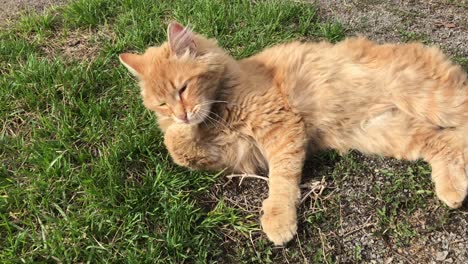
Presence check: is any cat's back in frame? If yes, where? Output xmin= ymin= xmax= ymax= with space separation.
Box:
xmin=243 ymin=38 xmax=392 ymax=127
xmin=243 ymin=37 xmax=467 ymax=150
xmin=255 ymin=37 xmax=467 ymax=117
xmin=248 ymin=36 xmax=465 ymax=92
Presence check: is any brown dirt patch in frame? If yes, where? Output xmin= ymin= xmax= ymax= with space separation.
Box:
xmin=39 ymin=27 xmax=114 ymax=61
xmin=0 ymin=0 xmax=68 ymax=27
xmin=315 ymin=0 xmax=468 ymax=57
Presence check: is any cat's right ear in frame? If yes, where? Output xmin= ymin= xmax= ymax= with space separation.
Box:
xmin=167 ymin=22 xmax=196 ymax=56
xmin=119 ymin=53 xmax=144 ymax=78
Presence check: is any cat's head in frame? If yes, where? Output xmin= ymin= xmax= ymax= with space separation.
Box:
xmin=119 ymin=22 xmax=227 ymax=127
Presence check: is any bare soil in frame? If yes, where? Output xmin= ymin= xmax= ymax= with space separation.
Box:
xmin=315 ymin=0 xmax=468 ymax=57
xmin=0 ymin=0 xmax=68 ymax=27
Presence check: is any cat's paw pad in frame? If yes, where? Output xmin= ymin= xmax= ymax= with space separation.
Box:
xmin=260 ymin=199 xmax=297 ymax=246
xmin=437 ymin=187 xmax=467 ymax=209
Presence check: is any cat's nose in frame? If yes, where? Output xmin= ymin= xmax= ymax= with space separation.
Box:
xmin=177 ymin=113 xmax=189 ymax=124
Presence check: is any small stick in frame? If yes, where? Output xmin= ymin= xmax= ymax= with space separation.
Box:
xmin=317 ymin=227 xmax=330 ymax=264
xmin=226 ymin=174 xmax=269 ymax=186
xmin=300 ymin=178 xmax=327 ymax=203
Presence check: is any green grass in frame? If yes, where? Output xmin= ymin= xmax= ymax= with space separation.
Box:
xmin=398 ymin=29 xmax=431 ymax=44
xmin=454 ymin=57 xmax=468 ymax=71
xmin=0 ymin=0 xmax=345 ymax=263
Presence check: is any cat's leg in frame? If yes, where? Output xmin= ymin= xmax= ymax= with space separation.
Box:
xmin=413 ymin=128 xmax=468 ymax=208
xmin=255 ymin=116 xmax=307 ymax=245
xmin=356 ymin=111 xmax=467 ymax=208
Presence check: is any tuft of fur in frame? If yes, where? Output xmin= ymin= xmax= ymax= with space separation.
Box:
xmin=120 ymin=22 xmax=468 ymax=246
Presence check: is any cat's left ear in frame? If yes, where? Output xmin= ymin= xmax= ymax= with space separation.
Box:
xmin=119 ymin=53 xmax=145 ymax=78
xmin=167 ymin=22 xmax=196 ymax=56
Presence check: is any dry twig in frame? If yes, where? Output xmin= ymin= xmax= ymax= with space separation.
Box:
xmin=226 ymin=174 xmax=269 ymax=186
xmin=300 ymin=178 xmax=327 ymax=203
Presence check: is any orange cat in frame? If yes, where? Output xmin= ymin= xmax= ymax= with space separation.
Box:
xmin=119 ymin=22 xmax=468 ymax=245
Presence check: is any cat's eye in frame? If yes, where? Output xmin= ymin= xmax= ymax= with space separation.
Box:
xmin=179 ymin=84 xmax=187 ymax=95
xmin=159 ymin=102 xmax=167 ymax=107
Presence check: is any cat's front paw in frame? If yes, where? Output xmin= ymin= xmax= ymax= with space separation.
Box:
xmin=164 ymin=124 xmax=195 ymax=142
xmin=164 ymin=124 xmax=197 ymax=166
xmin=260 ymin=198 xmax=297 ymax=246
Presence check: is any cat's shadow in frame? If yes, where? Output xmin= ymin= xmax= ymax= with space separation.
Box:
xmin=460 ymin=199 xmax=468 ymax=210
xmin=301 ymin=150 xmax=342 ymax=183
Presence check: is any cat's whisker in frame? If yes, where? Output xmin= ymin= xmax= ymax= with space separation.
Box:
xmin=210 ymin=100 xmax=240 ymax=107
xmin=198 ymin=99 xmax=240 ymax=108
xmin=203 ymin=113 xmax=228 ymax=131
xmin=196 ymin=107 xmax=217 ymax=120
xmin=208 ymin=111 xmax=232 ymax=129
xmin=196 ymin=100 xmax=231 ymax=107
xmin=198 ymin=108 xmax=231 ymax=131
xmin=198 ymin=108 xmax=227 ymax=131
xmin=200 ymin=111 xmax=217 ymax=128
xmin=204 ymin=100 xmax=229 ymax=104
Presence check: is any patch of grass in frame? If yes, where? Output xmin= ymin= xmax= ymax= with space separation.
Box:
xmin=354 ymin=243 xmax=363 ymax=261
xmin=446 ymin=0 xmax=468 ymax=8
xmin=2 ymin=0 xmax=464 ymax=263
xmin=453 ymin=57 xmax=468 ymax=71
xmin=373 ymin=163 xmax=432 ymax=245
xmin=61 ymin=0 xmax=119 ymax=28
xmin=398 ymin=29 xmax=431 ymax=44
xmin=315 ymin=21 xmax=346 ymax=43
xmin=17 ymin=12 xmax=59 ymax=36
xmin=0 ymin=0 xmax=345 ymax=263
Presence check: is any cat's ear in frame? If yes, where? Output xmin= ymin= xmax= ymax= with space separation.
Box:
xmin=167 ymin=22 xmax=196 ymax=56
xmin=119 ymin=53 xmax=144 ymax=77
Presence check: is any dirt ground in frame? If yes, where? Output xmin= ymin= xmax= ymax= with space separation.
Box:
xmin=0 ymin=0 xmax=67 ymax=26
xmin=316 ymin=0 xmax=467 ymax=58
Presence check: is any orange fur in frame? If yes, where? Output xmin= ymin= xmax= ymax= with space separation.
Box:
xmin=120 ymin=22 xmax=468 ymax=245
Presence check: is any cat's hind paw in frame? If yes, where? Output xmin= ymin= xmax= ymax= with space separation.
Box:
xmin=436 ymin=187 xmax=467 ymax=209
xmin=260 ymin=198 xmax=297 ymax=246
